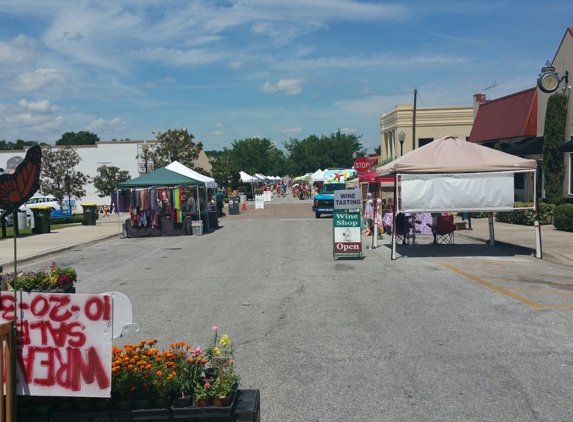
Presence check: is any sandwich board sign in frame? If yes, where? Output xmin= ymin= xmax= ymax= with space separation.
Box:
xmin=333 ymin=190 xmax=362 ymax=259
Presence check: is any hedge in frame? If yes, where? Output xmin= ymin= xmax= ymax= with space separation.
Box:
xmin=553 ymin=204 xmax=573 ymax=231
xmin=495 ymin=202 xmax=554 ymax=226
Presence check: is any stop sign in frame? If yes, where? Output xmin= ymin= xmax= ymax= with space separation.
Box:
xmin=354 ymin=157 xmax=371 ymax=174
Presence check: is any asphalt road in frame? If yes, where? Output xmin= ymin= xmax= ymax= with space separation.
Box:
xmin=21 ymin=195 xmax=573 ymax=421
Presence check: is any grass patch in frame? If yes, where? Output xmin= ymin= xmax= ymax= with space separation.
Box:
xmin=0 ymin=223 xmax=82 ymax=240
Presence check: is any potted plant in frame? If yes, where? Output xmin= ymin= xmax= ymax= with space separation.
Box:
xmin=194 ymin=378 xmax=215 ymax=408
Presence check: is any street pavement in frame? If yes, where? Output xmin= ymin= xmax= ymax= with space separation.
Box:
xmin=4 ymin=195 xmax=573 ymax=421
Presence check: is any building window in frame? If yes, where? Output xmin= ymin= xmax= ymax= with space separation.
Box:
xmin=419 ymin=138 xmax=433 ymax=147
xmin=514 ymin=173 xmax=525 ymax=189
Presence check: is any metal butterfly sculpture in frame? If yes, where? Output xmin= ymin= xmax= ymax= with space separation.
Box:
xmin=0 ymin=146 xmax=42 ymax=221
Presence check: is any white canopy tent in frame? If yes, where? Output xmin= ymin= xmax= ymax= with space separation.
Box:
xmin=239 ymin=171 xmax=257 ymax=183
xmin=311 ymin=169 xmax=324 ymax=183
xmin=166 ymin=161 xmax=218 ymax=188
xmin=375 ymin=136 xmax=540 ymax=260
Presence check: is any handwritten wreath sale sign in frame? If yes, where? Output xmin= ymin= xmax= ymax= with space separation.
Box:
xmin=1 ymin=292 xmax=113 ymax=397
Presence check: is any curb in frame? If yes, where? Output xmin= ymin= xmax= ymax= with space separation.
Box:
xmin=457 ymin=232 xmax=573 ymax=269
xmin=3 ymin=233 xmax=120 ymax=268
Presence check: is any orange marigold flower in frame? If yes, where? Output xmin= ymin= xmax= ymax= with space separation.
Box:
xmin=129 ymin=386 xmax=135 ymax=392
xmin=185 ymin=344 xmax=191 ymax=349
xmin=172 ymin=371 xmax=176 ymax=376
xmin=127 ymin=365 xmax=134 ymax=370
xmin=170 ymin=343 xmax=175 ymax=348
xmin=200 ymin=359 xmax=207 ymax=364
xmin=188 ymin=358 xmax=194 ymax=364
xmin=147 ymin=340 xmax=154 ymax=345
xmin=144 ymin=372 xmax=150 ymax=377
xmin=146 ymin=364 xmax=151 ymax=369
xmin=157 ymin=371 xmax=163 ymax=376
xmin=177 ymin=341 xmax=185 ymax=346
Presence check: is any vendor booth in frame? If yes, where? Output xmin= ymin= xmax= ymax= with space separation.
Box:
xmin=376 ymin=136 xmax=539 ymax=260
xmin=116 ymin=166 xmax=216 ymax=238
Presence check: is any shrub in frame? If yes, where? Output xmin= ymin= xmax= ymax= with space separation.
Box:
xmin=470 ymin=212 xmax=489 ymax=219
xmin=495 ymin=202 xmax=554 ymax=226
xmin=553 ymin=204 xmax=573 ymax=231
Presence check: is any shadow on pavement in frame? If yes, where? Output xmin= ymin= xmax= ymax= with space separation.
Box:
xmin=381 ymin=243 xmax=531 ymax=259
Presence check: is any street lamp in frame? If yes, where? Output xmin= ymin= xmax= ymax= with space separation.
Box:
xmin=398 ymin=131 xmax=406 ymax=156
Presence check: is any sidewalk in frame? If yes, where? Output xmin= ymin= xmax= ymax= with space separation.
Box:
xmin=0 ymin=215 xmax=123 ymax=269
xmin=456 ymin=217 xmax=573 ymax=268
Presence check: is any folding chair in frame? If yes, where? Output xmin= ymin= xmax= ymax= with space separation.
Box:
xmin=436 ymin=215 xmax=455 ymax=245
xmin=394 ymin=213 xmax=411 ymax=245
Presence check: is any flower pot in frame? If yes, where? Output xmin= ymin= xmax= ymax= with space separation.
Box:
xmin=153 ymin=397 xmax=170 ymax=409
xmin=195 ymin=397 xmax=212 ymax=408
xmin=213 ymin=396 xmax=231 ymax=407
xmin=134 ymin=398 xmax=153 ymax=409
xmin=174 ymin=396 xmax=192 ymax=408
xmin=114 ymin=398 xmax=133 ymax=411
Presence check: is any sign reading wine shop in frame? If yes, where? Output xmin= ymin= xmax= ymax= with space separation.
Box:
xmin=1 ymin=292 xmax=113 ymax=397
xmin=333 ymin=190 xmax=362 ymax=259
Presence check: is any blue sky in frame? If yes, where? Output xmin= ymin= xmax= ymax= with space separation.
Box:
xmin=0 ymin=1 xmax=571 ymax=153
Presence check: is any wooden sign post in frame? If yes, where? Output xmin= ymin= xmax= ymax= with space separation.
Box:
xmin=211 ymin=357 xmax=231 ymax=380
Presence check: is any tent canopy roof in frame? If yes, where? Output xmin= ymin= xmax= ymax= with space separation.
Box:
xmin=376 ymin=136 xmax=537 ymax=177
xmin=166 ymin=161 xmax=217 ymax=188
xmin=117 ymin=167 xmax=202 ymax=188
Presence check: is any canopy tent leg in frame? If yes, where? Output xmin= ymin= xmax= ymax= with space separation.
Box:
xmin=372 ymin=182 xmax=378 ymax=249
xmin=533 ymin=169 xmax=542 ymax=259
xmin=488 ymin=212 xmax=495 ymax=246
xmin=391 ymin=174 xmax=397 ymax=260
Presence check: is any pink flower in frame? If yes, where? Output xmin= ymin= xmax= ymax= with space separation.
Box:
xmin=212 ymin=326 xmax=218 ymax=331
xmin=204 ymin=383 xmax=210 ymax=388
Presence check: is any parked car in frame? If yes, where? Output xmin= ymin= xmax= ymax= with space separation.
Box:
xmin=23 ymin=196 xmax=61 ymax=212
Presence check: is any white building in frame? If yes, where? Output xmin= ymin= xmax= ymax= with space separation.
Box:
xmin=0 ymin=140 xmax=212 ymax=206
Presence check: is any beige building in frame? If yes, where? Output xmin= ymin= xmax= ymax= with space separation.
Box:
xmin=380 ymin=104 xmax=474 ymax=161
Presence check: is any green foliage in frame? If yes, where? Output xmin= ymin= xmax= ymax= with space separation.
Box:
xmin=374 ymin=145 xmax=381 ymax=155
xmin=284 ymin=130 xmax=365 ymax=175
xmin=56 ymin=131 xmax=99 ymax=146
xmin=40 ymin=146 xmax=90 ymax=206
xmin=230 ymin=137 xmax=286 ymax=176
xmin=553 ymin=204 xmax=573 ymax=231
xmin=542 ymin=93 xmax=567 ymax=203
xmin=152 ymin=128 xmax=203 ymax=169
xmin=470 ymin=212 xmax=489 ymax=219
xmin=0 ymin=139 xmax=45 ymax=150
xmin=210 ymin=150 xmax=241 ymax=188
xmin=495 ymin=202 xmax=554 ymax=225
xmin=93 ymin=165 xmax=131 ymax=198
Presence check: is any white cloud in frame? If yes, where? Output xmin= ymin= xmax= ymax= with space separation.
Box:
xmin=184 ymin=35 xmax=222 ymax=46
xmin=209 ymin=130 xmax=224 ymax=135
xmin=281 ymin=127 xmax=301 ymax=135
xmin=86 ymin=117 xmax=126 ymax=132
xmin=0 ymin=111 xmax=63 ymax=133
xmin=161 ymin=77 xmax=177 ymax=84
xmin=228 ymin=60 xmax=243 ymax=69
xmin=340 ymin=127 xmax=357 ymax=134
xmin=0 ymin=34 xmax=38 ymax=66
xmin=261 ymin=78 xmax=304 ymax=95
xmin=18 ymin=99 xmax=59 ymax=113
xmin=360 ymin=79 xmax=370 ymax=84
xmin=358 ymin=87 xmax=372 ymax=95
xmin=128 ymin=47 xmax=225 ymax=66
xmin=144 ymin=82 xmax=158 ymax=89
xmin=11 ymin=68 xmax=67 ymax=92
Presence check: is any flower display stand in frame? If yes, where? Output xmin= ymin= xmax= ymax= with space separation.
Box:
xmin=18 ymin=390 xmax=260 ymax=422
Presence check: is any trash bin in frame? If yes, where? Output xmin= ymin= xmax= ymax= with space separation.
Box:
xmin=81 ymin=203 xmax=98 ymax=225
xmin=228 ymin=197 xmax=240 ymax=215
xmin=31 ymin=206 xmax=52 ymax=234
xmin=17 ymin=209 xmax=29 ymax=231
xmin=192 ymin=221 xmax=203 ymax=236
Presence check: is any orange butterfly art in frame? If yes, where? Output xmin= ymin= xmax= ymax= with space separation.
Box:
xmin=0 ymin=146 xmax=42 ymax=213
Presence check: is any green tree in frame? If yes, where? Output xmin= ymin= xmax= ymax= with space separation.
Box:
xmin=542 ymin=93 xmax=568 ymax=203
xmin=374 ymin=145 xmax=381 ymax=155
xmin=210 ymin=150 xmax=241 ymax=189
xmin=284 ymin=130 xmax=365 ymax=175
xmin=56 ymin=131 xmax=100 ymax=146
xmin=230 ymin=137 xmax=286 ymax=176
xmin=153 ymin=127 xmax=203 ymax=169
xmin=93 ymin=165 xmax=131 ymax=198
xmin=135 ymin=141 xmax=156 ymax=174
xmin=40 ymin=146 xmax=90 ymax=207
xmin=0 ymin=139 xmax=46 ymax=150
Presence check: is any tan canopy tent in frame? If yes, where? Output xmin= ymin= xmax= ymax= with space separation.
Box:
xmin=376 ymin=136 xmax=541 ymax=260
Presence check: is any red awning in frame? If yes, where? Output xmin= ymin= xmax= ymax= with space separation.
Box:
xmin=358 ymin=169 xmax=394 ymax=183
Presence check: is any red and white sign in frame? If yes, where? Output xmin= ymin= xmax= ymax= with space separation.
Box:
xmin=1 ymin=292 xmax=113 ymax=397
xmin=354 ymin=157 xmax=371 ymax=174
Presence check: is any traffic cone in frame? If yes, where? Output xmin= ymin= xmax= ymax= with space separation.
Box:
xmin=242 ymin=202 xmax=247 ymax=211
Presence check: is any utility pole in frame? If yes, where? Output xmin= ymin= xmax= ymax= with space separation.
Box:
xmin=412 ymin=89 xmax=417 ymax=151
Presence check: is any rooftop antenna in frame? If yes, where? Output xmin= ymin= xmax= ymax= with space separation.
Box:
xmin=483 ymin=81 xmax=498 ymax=100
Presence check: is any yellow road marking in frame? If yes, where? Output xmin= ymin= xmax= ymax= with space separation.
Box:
xmin=500 ymin=287 xmax=573 ymax=296
xmin=484 ymin=276 xmax=573 ymax=288
xmin=439 ymin=263 xmax=544 ymax=309
xmin=456 ymin=268 xmax=573 ymax=279
xmin=452 ymin=262 xmax=541 ymax=269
